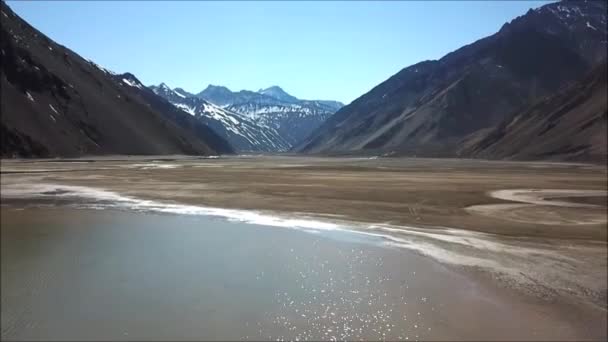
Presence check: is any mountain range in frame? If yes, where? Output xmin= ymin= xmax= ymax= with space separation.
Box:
xmin=1 ymin=0 xmax=606 ymax=163
xmin=197 ymin=84 xmax=343 ymax=146
xmin=296 ymin=0 xmax=607 ymax=163
xmin=0 ymin=1 xmax=232 ymax=157
xmin=149 ymin=83 xmax=290 ymax=152
xmin=148 ymin=83 xmax=343 ymax=151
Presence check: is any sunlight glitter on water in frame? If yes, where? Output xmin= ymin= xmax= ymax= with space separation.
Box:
xmin=1 ymin=182 xmax=606 ymax=310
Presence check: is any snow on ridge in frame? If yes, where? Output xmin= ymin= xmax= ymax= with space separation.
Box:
xmin=122 ymin=78 xmax=143 ymax=89
xmin=102 ymin=67 xmax=117 ymax=76
xmin=201 ymin=102 xmax=243 ymax=129
xmin=158 ymin=85 xmax=295 ymax=151
xmin=556 ymin=5 xmax=571 ymax=14
xmin=173 ymin=89 xmax=187 ymax=98
xmin=49 ymin=104 xmax=59 ymax=115
xmin=571 ymin=6 xmax=585 ymax=18
xmin=195 ymin=101 xmax=289 ymax=150
xmin=172 ymin=102 xmax=196 ymax=116
xmin=202 ymin=102 xmax=240 ymax=125
xmin=85 ymin=58 xmax=117 ymax=75
xmin=226 ymin=102 xmax=335 ymax=124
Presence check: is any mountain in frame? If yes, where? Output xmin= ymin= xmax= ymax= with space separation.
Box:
xmin=296 ymin=0 xmax=607 ymax=162
xmin=0 ymin=1 xmax=232 ymax=157
xmin=258 ymin=86 xmax=299 ymax=103
xmin=460 ymin=61 xmax=607 ymax=163
xmin=198 ymin=85 xmax=344 ymax=146
xmin=173 ymin=87 xmax=194 ymax=98
xmin=112 ymin=74 xmax=234 ymax=153
xmin=195 ymin=85 xmax=236 ymax=107
xmin=150 ymin=84 xmax=289 ymax=151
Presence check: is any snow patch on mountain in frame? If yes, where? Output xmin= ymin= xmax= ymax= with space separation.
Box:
xmin=174 ymin=89 xmax=188 ymax=98
xmin=196 ymin=84 xmax=343 ymax=146
xmin=122 ymin=77 xmax=143 ymax=89
xmin=150 ymin=83 xmax=290 ymax=152
xmin=173 ymin=103 xmax=196 ymax=115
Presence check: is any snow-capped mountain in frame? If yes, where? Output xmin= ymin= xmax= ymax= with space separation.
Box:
xmin=258 ymin=86 xmax=299 ymax=103
xmin=149 ymin=84 xmax=289 ymax=152
xmin=198 ymin=85 xmax=344 ymax=145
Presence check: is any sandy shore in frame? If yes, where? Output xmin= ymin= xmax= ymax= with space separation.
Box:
xmin=2 ymin=155 xmax=606 ymax=239
xmin=466 ymin=189 xmax=608 ymax=225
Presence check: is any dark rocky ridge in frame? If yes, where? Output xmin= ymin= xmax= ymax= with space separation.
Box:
xmin=297 ymin=0 xmax=607 ymax=162
xmin=460 ymin=61 xmax=607 ymax=163
xmin=0 ymin=1 xmax=232 ymax=157
xmin=113 ymin=74 xmax=234 ymax=154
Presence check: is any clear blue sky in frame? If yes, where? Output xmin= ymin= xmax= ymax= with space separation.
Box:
xmin=8 ymin=1 xmax=549 ymax=104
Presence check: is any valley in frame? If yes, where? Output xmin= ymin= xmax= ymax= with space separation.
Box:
xmin=1 ymin=155 xmax=606 ymax=340
xmin=150 ymin=83 xmax=343 ymax=152
xmin=3 ymin=155 xmax=605 ymax=240
xmin=1 ymin=0 xmax=607 ymax=340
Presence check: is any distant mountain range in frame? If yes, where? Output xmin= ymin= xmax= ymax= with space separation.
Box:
xmin=297 ymin=0 xmax=607 ymax=163
xmin=0 ymin=1 xmax=232 ymax=157
xmin=2 ymin=0 xmax=606 ymax=163
xmin=197 ymin=85 xmax=343 ymax=146
xmin=148 ymin=83 xmax=343 ymax=151
xmin=149 ymin=83 xmax=289 ymax=152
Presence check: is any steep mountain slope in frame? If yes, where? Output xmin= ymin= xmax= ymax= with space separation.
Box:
xmin=460 ymin=61 xmax=607 ymax=163
xmin=199 ymin=85 xmax=343 ymax=146
xmin=0 ymin=1 xmax=232 ymax=157
xmin=113 ymin=74 xmax=234 ymax=154
xmin=297 ymin=0 xmax=607 ymax=160
xmin=150 ymin=84 xmax=289 ymax=151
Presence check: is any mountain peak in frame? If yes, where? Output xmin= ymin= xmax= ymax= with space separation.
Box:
xmin=203 ymin=84 xmax=232 ymax=93
xmin=258 ymin=85 xmax=298 ymax=103
xmin=118 ymin=73 xmax=144 ymax=89
xmin=173 ymin=87 xmax=193 ymax=98
xmin=197 ymin=85 xmax=236 ymax=106
xmin=120 ymin=72 xmax=137 ymax=80
xmin=258 ymin=85 xmax=284 ymax=93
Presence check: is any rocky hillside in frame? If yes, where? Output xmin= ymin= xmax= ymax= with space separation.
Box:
xmin=199 ymin=85 xmax=343 ymax=146
xmin=460 ymin=61 xmax=607 ymax=163
xmin=150 ymin=83 xmax=289 ymax=152
xmin=0 ymin=1 xmax=232 ymax=157
xmin=297 ymin=0 xmax=607 ymax=162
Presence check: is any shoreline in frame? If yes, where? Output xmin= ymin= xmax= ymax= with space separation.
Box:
xmin=2 ymin=156 xmax=606 ymax=241
xmin=1 ymin=205 xmax=606 ymax=341
xmin=1 ymin=181 xmax=606 ymax=312
xmin=466 ymin=188 xmax=608 ymax=225
xmin=1 ymin=156 xmax=606 ymax=336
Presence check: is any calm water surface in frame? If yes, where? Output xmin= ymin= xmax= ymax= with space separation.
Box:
xmin=1 ymin=207 xmax=604 ymax=341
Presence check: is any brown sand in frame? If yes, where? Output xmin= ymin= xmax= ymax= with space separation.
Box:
xmin=1 ymin=156 xmax=606 ymax=319
xmin=2 ymin=155 xmax=606 ymax=240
